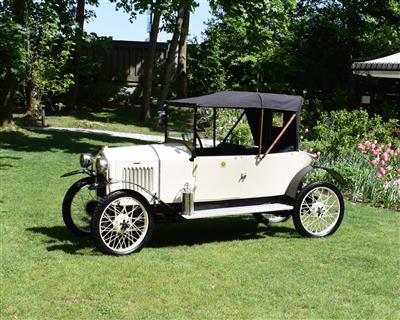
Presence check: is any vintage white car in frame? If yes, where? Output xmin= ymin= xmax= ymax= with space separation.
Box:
xmin=62 ymin=91 xmax=345 ymax=255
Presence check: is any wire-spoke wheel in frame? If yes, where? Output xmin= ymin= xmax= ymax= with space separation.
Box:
xmin=91 ymin=190 xmax=154 ymax=255
xmin=253 ymin=212 xmax=291 ymax=225
xmin=62 ymin=177 xmax=97 ymax=236
xmin=293 ymin=181 xmax=344 ymax=237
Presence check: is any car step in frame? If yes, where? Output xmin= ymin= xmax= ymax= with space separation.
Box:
xmin=181 ymin=203 xmax=293 ymax=220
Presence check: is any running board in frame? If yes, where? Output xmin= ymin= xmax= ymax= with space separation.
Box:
xmin=181 ymin=203 xmax=293 ymax=220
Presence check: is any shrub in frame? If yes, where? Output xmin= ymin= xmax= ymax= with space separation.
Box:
xmin=301 ymin=109 xmax=399 ymax=158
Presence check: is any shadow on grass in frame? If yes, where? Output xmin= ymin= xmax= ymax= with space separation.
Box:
xmin=0 ymin=130 xmax=155 ymax=154
xmin=0 ymin=155 xmax=21 ymax=170
xmin=26 ymin=226 xmax=94 ymax=255
xmin=27 ymin=218 xmax=299 ymax=254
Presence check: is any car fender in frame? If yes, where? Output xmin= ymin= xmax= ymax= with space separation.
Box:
xmin=61 ymin=169 xmax=95 ymax=178
xmin=285 ymin=165 xmax=346 ymax=199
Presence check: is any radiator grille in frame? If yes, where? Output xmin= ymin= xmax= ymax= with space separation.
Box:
xmin=122 ymin=166 xmax=154 ymax=192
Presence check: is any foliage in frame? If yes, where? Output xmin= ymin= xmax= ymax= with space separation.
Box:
xmin=301 ymin=109 xmax=399 ymax=158
xmin=0 ymin=1 xmax=25 ymax=79
xmin=312 ymin=144 xmax=400 ymax=210
xmin=188 ymin=0 xmax=297 ymax=95
xmin=24 ymin=1 xmax=75 ymax=112
xmin=1 ymin=128 xmax=399 ymax=319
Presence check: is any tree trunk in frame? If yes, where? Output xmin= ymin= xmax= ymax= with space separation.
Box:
xmin=26 ymin=84 xmax=41 ymax=121
xmin=0 ymin=73 xmax=17 ymax=128
xmin=142 ymin=4 xmax=161 ymax=121
xmin=0 ymin=0 xmax=25 ymax=129
xmin=68 ymin=0 xmax=85 ymax=110
xmin=156 ymin=6 xmax=185 ymax=111
xmin=177 ymin=7 xmax=190 ymax=98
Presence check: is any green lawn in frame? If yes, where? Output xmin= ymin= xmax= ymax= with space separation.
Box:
xmin=14 ymin=106 xmax=164 ymax=136
xmin=1 ymin=128 xmax=399 ymax=319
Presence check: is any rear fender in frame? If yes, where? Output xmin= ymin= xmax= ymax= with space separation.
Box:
xmin=285 ymin=165 xmax=346 ymax=199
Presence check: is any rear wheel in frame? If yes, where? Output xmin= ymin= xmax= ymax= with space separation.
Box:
xmin=62 ymin=176 xmax=97 ymax=236
xmin=253 ymin=213 xmax=291 ymax=224
xmin=293 ymin=181 xmax=344 ymax=237
xmin=91 ymin=190 xmax=154 ymax=255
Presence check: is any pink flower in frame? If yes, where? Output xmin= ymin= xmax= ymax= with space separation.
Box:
xmin=383 ymin=181 xmax=389 ymax=188
xmin=370 ymin=144 xmax=376 ymax=150
xmin=379 ymin=167 xmax=386 ymax=175
xmin=371 ymin=159 xmax=378 ymax=166
xmin=357 ymin=143 xmax=363 ymax=150
xmin=387 ymin=143 xmax=392 ymax=148
xmin=365 ymin=140 xmax=371 ymax=146
xmin=377 ymin=173 xmax=383 ymax=179
xmin=316 ymin=151 xmax=321 ymax=157
xmin=396 ymin=180 xmax=400 ymax=186
xmin=373 ymin=140 xmax=378 ymax=144
xmin=397 ymin=168 xmax=400 ymax=174
xmin=373 ymin=151 xmax=378 ymax=156
xmin=382 ymin=152 xmax=389 ymax=162
xmin=380 ymin=160 xmax=385 ymax=166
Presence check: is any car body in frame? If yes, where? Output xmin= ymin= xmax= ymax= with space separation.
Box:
xmin=62 ymin=91 xmax=345 ymax=255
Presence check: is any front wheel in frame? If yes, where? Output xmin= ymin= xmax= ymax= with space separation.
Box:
xmin=293 ymin=181 xmax=344 ymax=237
xmin=91 ymin=190 xmax=154 ymax=255
xmin=62 ymin=176 xmax=97 ymax=236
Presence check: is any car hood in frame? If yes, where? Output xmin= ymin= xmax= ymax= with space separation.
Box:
xmin=101 ymin=142 xmax=191 ymax=163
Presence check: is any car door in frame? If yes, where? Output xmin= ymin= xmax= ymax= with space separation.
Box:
xmin=193 ymin=155 xmax=249 ymax=202
xmin=193 ymin=151 xmax=312 ymax=202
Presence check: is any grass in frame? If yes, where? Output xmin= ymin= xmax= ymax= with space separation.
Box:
xmin=1 ymin=128 xmax=399 ymax=319
xmin=13 ymin=105 xmax=164 ymax=136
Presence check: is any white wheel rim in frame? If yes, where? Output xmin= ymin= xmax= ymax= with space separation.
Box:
xmin=71 ymin=184 xmax=96 ymax=232
xmin=99 ymin=196 xmax=149 ymax=253
xmin=300 ymin=187 xmax=341 ymax=236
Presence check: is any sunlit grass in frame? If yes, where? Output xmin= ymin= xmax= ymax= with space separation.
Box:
xmin=13 ymin=106 xmax=164 ymax=136
xmin=1 ymin=129 xmax=399 ymax=319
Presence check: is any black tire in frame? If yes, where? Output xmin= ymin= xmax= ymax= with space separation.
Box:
xmin=253 ymin=212 xmax=291 ymax=225
xmin=91 ymin=190 xmax=154 ymax=256
xmin=293 ymin=181 xmax=344 ymax=237
xmin=62 ymin=176 xmax=97 ymax=236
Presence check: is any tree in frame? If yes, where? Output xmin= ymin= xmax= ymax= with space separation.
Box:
xmin=0 ymin=0 xmax=25 ymax=128
xmin=177 ymin=5 xmax=190 ymax=98
xmin=293 ymin=0 xmax=400 ymax=108
xmin=24 ymin=0 xmax=75 ymax=120
xmin=142 ymin=0 xmax=162 ymax=120
xmin=189 ymin=0 xmax=297 ymax=94
xmin=155 ymin=3 xmax=185 ymax=110
xmin=67 ymin=0 xmax=86 ymax=110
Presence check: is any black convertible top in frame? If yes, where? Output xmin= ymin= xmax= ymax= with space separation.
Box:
xmin=165 ymin=91 xmax=303 ymax=112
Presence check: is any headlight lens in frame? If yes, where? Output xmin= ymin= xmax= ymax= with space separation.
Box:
xmin=96 ymin=157 xmax=108 ymax=175
xmin=80 ymin=153 xmax=93 ymax=167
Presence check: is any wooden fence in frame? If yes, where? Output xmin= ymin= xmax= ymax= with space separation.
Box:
xmin=82 ymin=40 xmax=169 ymax=88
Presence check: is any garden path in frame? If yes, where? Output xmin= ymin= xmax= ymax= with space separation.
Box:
xmin=24 ymin=126 xmax=165 ymax=143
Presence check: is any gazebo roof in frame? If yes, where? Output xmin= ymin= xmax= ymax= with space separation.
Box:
xmin=352 ymin=52 xmax=400 ymax=79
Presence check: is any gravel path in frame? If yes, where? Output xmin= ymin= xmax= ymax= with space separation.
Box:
xmin=25 ymin=126 xmax=165 ymax=143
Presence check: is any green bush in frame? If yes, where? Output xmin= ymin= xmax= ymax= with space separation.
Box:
xmin=301 ymin=109 xmax=399 ymax=157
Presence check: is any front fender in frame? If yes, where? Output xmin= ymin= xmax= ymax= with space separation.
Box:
xmin=60 ymin=169 xmax=95 ymax=178
xmin=285 ymin=165 xmax=346 ymax=199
